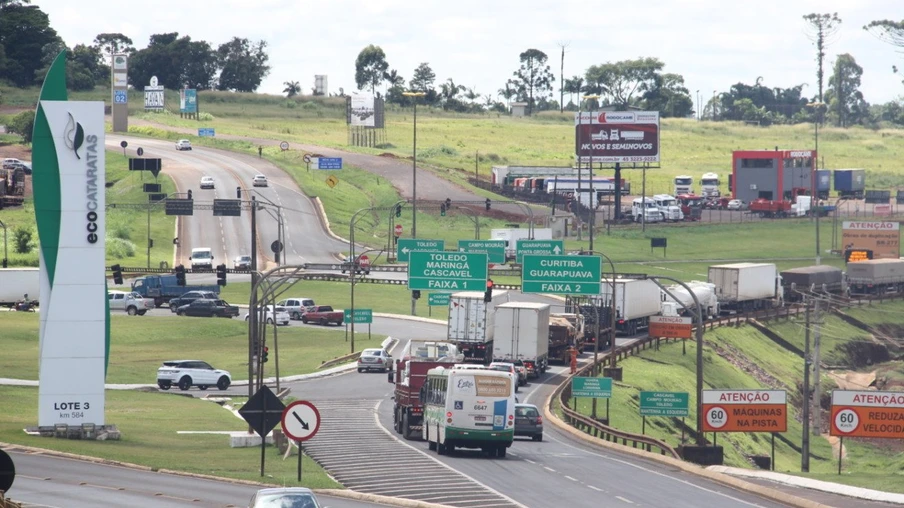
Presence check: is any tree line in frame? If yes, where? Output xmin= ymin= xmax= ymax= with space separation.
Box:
xmin=0 ymin=1 xmax=270 ymax=92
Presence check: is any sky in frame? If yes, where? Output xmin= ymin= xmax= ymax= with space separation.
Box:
xmin=34 ymin=0 xmax=904 ymax=106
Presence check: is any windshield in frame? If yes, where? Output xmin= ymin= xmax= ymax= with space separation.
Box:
xmin=254 ymin=493 xmax=319 ymax=508
xmin=675 ymin=177 xmax=692 ymax=185
xmin=193 ymin=252 xmax=212 ymax=259
xmin=702 ymin=178 xmax=719 ymax=185
xmin=658 ymin=199 xmax=677 ymax=206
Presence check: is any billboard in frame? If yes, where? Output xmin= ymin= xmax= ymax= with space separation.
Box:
xmin=841 ymin=221 xmax=900 ymax=260
xmin=575 ymin=111 xmax=660 ymax=163
xmin=33 ymin=52 xmax=109 ymax=427
xmin=315 ymin=74 xmax=328 ymax=96
xmin=350 ymin=95 xmax=375 ymax=127
xmin=144 ymin=76 xmax=165 ymax=110
xmin=180 ymin=89 xmax=197 ymax=114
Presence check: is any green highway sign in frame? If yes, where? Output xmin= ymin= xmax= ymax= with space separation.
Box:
xmin=408 ymin=251 xmax=488 ymax=291
xmin=343 ymin=308 xmax=373 ymax=324
xmin=639 ymin=391 xmax=689 ymax=417
xmin=571 ymin=377 xmax=612 ymax=398
xmin=521 ymin=254 xmax=601 ymax=295
xmin=428 ymin=293 xmax=451 ymax=306
xmin=516 ymin=239 xmax=564 ymax=263
xmin=458 ymin=240 xmax=506 ymax=264
xmin=397 ymin=239 xmax=444 ymax=262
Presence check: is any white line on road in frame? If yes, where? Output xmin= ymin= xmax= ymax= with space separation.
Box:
xmin=616 ymin=495 xmax=634 ymax=504
xmin=544 ymin=466 xmax=556 ymax=473
xmin=565 ymin=475 xmax=578 ymax=482
xmin=589 ymin=486 xmax=605 ymax=492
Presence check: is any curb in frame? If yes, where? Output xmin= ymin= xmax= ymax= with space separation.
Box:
xmin=541 ymin=404 xmax=832 ymax=508
xmin=373 ymin=312 xmax=445 ymax=325
xmin=312 ymin=196 xmax=351 ymax=245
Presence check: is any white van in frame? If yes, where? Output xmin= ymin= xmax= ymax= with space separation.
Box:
xmin=190 ymin=247 xmax=214 ymax=270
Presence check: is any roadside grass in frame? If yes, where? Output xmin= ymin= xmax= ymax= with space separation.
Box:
xmin=218 ymin=280 xmax=450 ymax=322
xmin=0 ymin=312 xmax=379 ymax=382
xmin=767 ymin=314 xmax=875 ymax=368
xmin=572 ymin=327 xmax=904 ymax=492
xmin=0 ymin=148 xmax=177 ymax=267
xmin=844 ymin=300 xmax=904 ymax=327
xmin=0 ymin=386 xmax=341 ymax=488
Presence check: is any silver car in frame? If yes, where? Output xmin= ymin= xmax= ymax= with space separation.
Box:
xmin=249 ymin=487 xmax=323 ymax=508
xmin=357 ymin=348 xmax=392 ymax=373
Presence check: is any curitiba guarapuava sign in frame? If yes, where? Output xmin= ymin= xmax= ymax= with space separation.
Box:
xmin=33 ymin=52 xmax=110 ymax=427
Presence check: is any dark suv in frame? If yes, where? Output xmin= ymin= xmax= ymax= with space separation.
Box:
xmin=169 ymin=290 xmax=219 ymax=312
xmin=175 ymin=299 xmax=239 ymax=318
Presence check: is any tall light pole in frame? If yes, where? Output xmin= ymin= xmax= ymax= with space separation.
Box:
xmin=807 ymin=101 xmax=825 ymax=265
xmin=712 ymin=90 xmax=717 ymax=121
xmin=695 ymin=90 xmax=700 ymax=121
xmin=582 ymin=94 xmax=600 ymax=252
xmin=580 ymin=249 xmax=617 ymax=419
xmin=402 ymin=91 xmax=426 ymax=238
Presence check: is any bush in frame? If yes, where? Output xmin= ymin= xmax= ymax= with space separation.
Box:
xmin=106 ymin=237 xmax=136 ymax=259
xmin=13 ymin=227 xmax=32 ymax=254
xmin=7 ymin=111 xmax=35 ymax=144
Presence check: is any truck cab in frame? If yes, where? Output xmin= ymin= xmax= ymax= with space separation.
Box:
xmin=652 ymin=194 xmax=685 ymax=222
xmin=674 ymin=175 xmax=693 ymax=195
xmin=700 ymin=172 xmax=721 ymax=198
xmin=632 ymin=198 xmax=663 ymax=223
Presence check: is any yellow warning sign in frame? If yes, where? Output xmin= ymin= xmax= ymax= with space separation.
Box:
xmin=326 ymin=175 xmax=339 ymax=188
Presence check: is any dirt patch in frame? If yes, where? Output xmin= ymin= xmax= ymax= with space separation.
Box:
xmin=827 ymin=370 xmax=876 ymax=390
xmin=0 ymin=144 xmax=32 ymax=161
xmin=377 ymin=152 xmax=399 ymax=159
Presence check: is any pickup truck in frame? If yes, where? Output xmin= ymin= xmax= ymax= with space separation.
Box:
xmin=108 ymin=290 xmax=155 ymax=316
xmin=301 ymin=305 xmax=344 ymax=326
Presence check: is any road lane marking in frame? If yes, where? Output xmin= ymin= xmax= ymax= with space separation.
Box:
xmin=543 ymin=466 xmax=556 ymax=473
xmin=565 ymin=475 xmax=578 ymax=482
xmin=616 ymin=495 xmax=634 ymax=504
xmin=589 ymin=486 xmax=605 ymax=492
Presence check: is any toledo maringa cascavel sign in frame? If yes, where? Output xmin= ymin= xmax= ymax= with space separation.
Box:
xmin=407 ymin=251 xmax=488 ymax=291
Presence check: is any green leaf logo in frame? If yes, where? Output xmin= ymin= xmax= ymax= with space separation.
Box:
xmin=64 ymin=112 xmax=85 ymax=159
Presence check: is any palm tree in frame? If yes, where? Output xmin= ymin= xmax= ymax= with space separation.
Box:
xmin=283 ymin=81 xmax=301 ymax=98
xmin=497 ymin=81 xmax=517 ymax=110
xmin=440 ymin=78 xmax=465 ymax=110
xmin=384 ymin=69 xmax=404 ymax=88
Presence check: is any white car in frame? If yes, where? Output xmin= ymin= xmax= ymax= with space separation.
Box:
xmin=727 ymin=199 xmax=745 ymax=210
xmin=357 ymin=348 xmax=393 ymax=373
xmin=108 ymin=290 xmax=154 ymax=316
xmin=234 ymin=255 xmax=252 ymax=270
xmin=252 ymin=174 xmax=268 ymax=187
xmin=200 ymin=176 xmax=215 ymax=189
xmin=175 ymin=139 xmax=192 ymax=151
xmin=276 ymin=297 xmax=316 ymax=320
xmin=156 ymin=360 xmax=231 ymax=391
xmin=244 ymin=305 xmax=290 ymax=326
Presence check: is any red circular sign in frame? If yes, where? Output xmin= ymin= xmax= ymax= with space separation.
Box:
xmin=394 ymin=224 xmax=403 ymax=237
xmin=358 ymin=255 xmax=370 ymax=266
xmin=281 ymin=400 xmax=321 ymax=442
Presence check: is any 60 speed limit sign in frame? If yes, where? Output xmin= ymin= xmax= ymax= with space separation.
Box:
xmin=833 ymin=409 xmax=859 ymax=434
xmin=705 ymin=406 xmax=728 ymax=430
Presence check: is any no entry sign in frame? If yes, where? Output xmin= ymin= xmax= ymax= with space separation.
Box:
xmin=831 ymin=390 xmax=904 ymax=439
xmin=702 ymin=390 xmax=787 ymax=433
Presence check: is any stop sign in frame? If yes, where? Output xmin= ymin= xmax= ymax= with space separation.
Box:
xmin=358 ymin=255 xmax=370 ymax=267
xmin=394 ymin=224 xmax=403 ymax=237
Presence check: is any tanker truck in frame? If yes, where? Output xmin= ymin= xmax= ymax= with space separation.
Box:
xmin=660 ymin=281 xmax=720 ymax=320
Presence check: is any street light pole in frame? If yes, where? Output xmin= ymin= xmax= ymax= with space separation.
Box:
xmin=402 ymin=91 xmax=426 ymax=238
xmin=583 ymin=95 xmax=600 ymax=252
xmin=580 ymin=249 xmax=617 ymax=420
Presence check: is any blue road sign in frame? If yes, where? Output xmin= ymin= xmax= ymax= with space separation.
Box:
xmin=198 ymin=128 xmax=215 ymax=137
xmin=114 ymin=90 xmax=127 ymax=104
xmin=317 ymin=157 xmax=343 ymax=170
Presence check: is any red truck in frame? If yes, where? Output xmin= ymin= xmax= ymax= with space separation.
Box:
xmin=389 ymin=341 xmax=462 ymax=440
xmin=748 ymin=198 xmax=792 ymax=217
xmin=301 ymin=305 xmax=344 ymax=326
xmin=676 ymin=194 xmax=704 ymax=221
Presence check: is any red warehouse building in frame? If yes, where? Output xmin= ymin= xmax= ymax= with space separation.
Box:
xmin=731 ymin=149 xmax=817 ymax=203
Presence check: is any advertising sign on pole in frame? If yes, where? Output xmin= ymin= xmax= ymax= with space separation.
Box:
xmin=144 ymin=76 xmax=165 ymax=111
xmin=702 ymin=390 xmax=787 ymax=433
xmin=350 ymin=96 xmax=376 ymax=127
xmin=649 ymin=316 xmax=693 ymax=339
xmin=830 ymin=390 xmax=904 ymax=438
xmin=180 ymin=89 xmax=198 ymax=114
xmin=575 ymin=111 xmax=660 ymax=163
xmin=841 ymin=222 xmax=900 ymax=260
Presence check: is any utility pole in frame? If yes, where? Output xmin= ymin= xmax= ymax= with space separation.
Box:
xmin=812 ymin=298 xmax=823 ymax=435
xmin=802 ymin=297 xmax=811 ymax=472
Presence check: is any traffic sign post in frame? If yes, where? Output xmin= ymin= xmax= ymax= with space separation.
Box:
xmin=394 ymin=224 xmax=403 ymax=237
xmin=521 ymin=254 xmax=601 ymax=295
xmin=343 ymin=308 xmax=373 ymax=340
xmin=281 ymin=400 xmax=322 ymax=482
xmin=458 ymin=240 xmax=506 ymax=264
xmin=640 ymin=391 xmax=689 ymax=437
xmin=516 ymin=239 xmax=564 ymax=264
xmin=396 ymin=239 xmax=443 ymax=263
xmin=408 ymin=251 xmax=487 ymax=291
xmin=238 ymin=385 xmax=287 ymax=477
xmin=316 ymin=157 xmax=343 ymax=169
xmin=427 ymin=292 xmax=450 ymax=317
xmin=571 ymin=377 xmax=613 ymax=424
xmin=649 ymin=316 xmax=693 ymax=339
xmin=702 ymin=389 xmax=786 ymax=471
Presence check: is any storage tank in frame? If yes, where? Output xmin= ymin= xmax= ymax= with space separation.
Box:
xmin=833 ymin=169 xmax=865 ymax=199
xmin=661 ymin=281 xmax=720 ymax=319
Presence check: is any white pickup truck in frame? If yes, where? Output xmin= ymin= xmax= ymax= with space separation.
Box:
xmin=108 ymin=290 xmax=155 ymax=316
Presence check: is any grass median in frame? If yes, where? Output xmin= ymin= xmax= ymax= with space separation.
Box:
xmin=0 ymin=386 xmax=341 ymax=488
xmin=0 ymin=313 xmax=382 ymax=382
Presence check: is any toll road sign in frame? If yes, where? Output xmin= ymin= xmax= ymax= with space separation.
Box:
xmin=458 ymin=240 xmax=505 ymax=264
xmin=830 ymin=390 xmax=904 ymax=438
xmin=516 ymin=239 xmax=564 ymax=263
xmin=428 ymin=293 xmax=451 ymax=306
xmin=521 ymin=254 xmax=601 ymax=295
xmin=571 ymin=377 xmax=612 ymax=398
xmin=640 ymin=391 xmax=689 ymax=417
xmin=701 ymin=390 xmax=787 ymax=433
xmin=408 ymin=251 xmax=487 ymax=291
xmin=343 ymin=308 xmax=373 ymax=324
xmin=281 ymin=400 xmax=321 ymax=442
xmin=397 ymin=239 xmax=443 ymax=262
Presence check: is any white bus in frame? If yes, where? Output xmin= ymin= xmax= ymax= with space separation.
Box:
xmin=422 ymin=366 xmax=515 ymax=457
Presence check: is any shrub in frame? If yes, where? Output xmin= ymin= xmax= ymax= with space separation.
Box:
xmin=13 ymin=227 xmax=32 ymax=254
xmin=106 ymin=237 xmax=136 ymax=259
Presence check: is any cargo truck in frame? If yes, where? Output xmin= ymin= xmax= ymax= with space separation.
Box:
xmin=816 ymin=169 xmax=831 ymax=200
xmin=701 ymin=173 xmax=721 ymax=198
xmin=833 ymin=169 xmax=865 ymax=199
xmin=131 ymin=274 xmax=221 ymax=308
xmin=389 ymin=340 xmax=462 ymax=440
xmin=846 ymin=259 xmax=904 ymax=295
xmin=660 ymin=281 xmax=720 ymax=320
xmin=780 ymin=265 xmax=845 ymax=302
xmin=708 ymin=263 xmax=781 ymax=312
xmin=599 ymin=278 xmax=662 ymax=336
xmin=447 ymin=290 xmax=510 ymax=363
xmin=0 ymin=268 xmax=40 ymax=307
xmin=674 ymin=175 xmax=693 ymax=195
xmin=493 ymin=302 xmax=550 ymax=378
xmin=548 ymin=314 xmax=578 ymax=363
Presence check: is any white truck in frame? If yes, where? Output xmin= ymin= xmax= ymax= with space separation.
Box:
xmin=0 ymin=268 xmax=40 ymax=306
xmin=652 ymin=194 xmax=685 ymax=221
xmin=599 ymin=278 xmax=662 ymax=335
xmin=674 ymin=175 xmax=693 ymax=195
xmin=490 ymin=228 xmax=553 ymax=261
xmin=631 ymin=197 xmax=663 ymax=223
xmin=448 ymin=289 xmax=510 ymax=363
xmin=493 ymin=302 xmax=550 ymax=378
xmin=701 ymin=172 xmax=721 ymax=198
xmin=708 ymin=263 xmax=781 ymax=313
xmin=660 ymin=281 xmax=720 ymax=320
xmin=189 ymin=247 xmax=214 ymax=270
